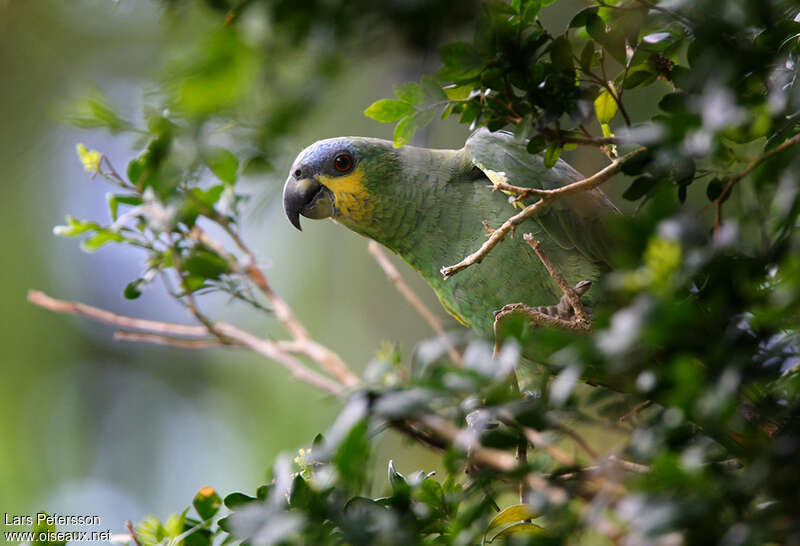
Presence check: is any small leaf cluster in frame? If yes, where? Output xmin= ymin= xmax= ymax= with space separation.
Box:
xmin=57 ymin=103 xmax=263 ymax=309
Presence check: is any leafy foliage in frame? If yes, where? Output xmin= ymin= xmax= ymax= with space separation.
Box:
xmin=50 ymin=0 xmax=800 ymax=544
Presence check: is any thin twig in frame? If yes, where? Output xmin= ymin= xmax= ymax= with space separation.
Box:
xmin=508 ymin=372 xmax=529 ymax=503
xmin=559 ymin=456 xmax=649 ymax=479
xmin=28 ymin=290 xmax=344 ymax=395
xmin=619 ymin=400 xmax=651 ymax=425
xmin=28 ymin=290 xmax=210 ymax=337
xmin=706 ymin=133 xmax=800 ymax=210
xmin=522 ymin=426 xmax=577 ymax=467
xmin=125 ymin=521 xmax=141 ymax=546
xmin=367 ymin=241 xmax=462 ymax=365
xmin=113 ymin=331 xmax=228 ymax=350
xmin=441 ymin=148 xmax=645 ymax=280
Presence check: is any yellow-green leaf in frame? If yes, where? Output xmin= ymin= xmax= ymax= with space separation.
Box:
xmin=444 ymin=84 xmax=473 ymax=100
xmin=488 ymin=522 xmax=547 ymax=542
xmin=594 ymin=88 xmax=618 ymax=124
xmin=364 ymin=99 xmax=414 ymax=123
xmin=486 ymin=504 xmax=541 ymax=536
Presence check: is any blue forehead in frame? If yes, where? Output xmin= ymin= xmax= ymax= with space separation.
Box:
xmin=294 ymin=138 xmax=357 ymax=172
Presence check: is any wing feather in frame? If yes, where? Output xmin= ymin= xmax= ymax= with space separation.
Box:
xmin=465 ymin=128 xmax=619 ymax=267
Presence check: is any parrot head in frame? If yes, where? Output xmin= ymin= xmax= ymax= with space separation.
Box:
xmin=282 ymin=136 xmax=400 ymax=233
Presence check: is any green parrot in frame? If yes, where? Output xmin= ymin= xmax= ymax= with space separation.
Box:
xmin=282 ymin=128 xmax=619 ymax=338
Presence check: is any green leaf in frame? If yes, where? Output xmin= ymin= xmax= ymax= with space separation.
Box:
xmin=706 ymin=177 xmax=728 ymax=202
xmin=393 ymin=82 xmax=424 ymax=105
xmin=333 ymin=419 xmax=370 ymax=487
xmin=543 ymin=143 xmax=562 ymax=168
xmin=586 ymin=13 xmax=627 ymax=64
xmin=421 ymin=75 xmax=448 ymax=101
xmin=224 ymin=492 xmax=257 ymax=509
xmin=124 ymin=279 xmax=145 ymax=300
xmin=569 ymin=7 xmax=598 ymax=28
xmin=163 ymin=511 xmax=186 ymax=539
xmin=550 ymin=35 xmax=574 ymax=72
xmin=520 ymin=0 xmax=542 ymax=24
xmin=444 ymin=84 xmax=474 ymax=100
xmin=393 ymin=113 xmax=420 ymax=147
xmin=183 ymin=248 xmax=230 ymax=280
xmin=80 ymin=230 xmax=124 ymax=252
xmin=486 ymin=505 xmax=541 ymax=536
xmin=31 ymin=513 xmax=67 ymax=546
xmin=622 ymin=175 xmax=659 ymax=200
xmin=622 ymin=65 xmax=657 ymax=89
xmin=621 ymin=149 xmax=653 ymax=175
xmin=658 ymin=92 xmax=687 ymax=113
xmin=203 ymin=148 xmax=239 ymax=185
xmin=594 ymin=88 xmax=618 ymax=124
xmin=107 ymin=194 xmax=142 ymax=221
xmin=289 ymin=475 xmax=311 ymax=509
xmin=193 ymin=486 xmax=223 ymax=520
xmin=580 ymin=41 xmax=595 ymax=72
xmin=488 ymin=522 xmax=547 ymax=542
xmin=439 ymin=42 xmax=484 ymax=80
xmin=364 ymin=99 xmax=415 ymax=123
xmin=127 ymin=157 xmax=144 ymax=184
xmin=190 ymin=185 xmax=226 ymax=210
xmin=53 ymin=216 xmax=100 ymax=237
xmin=526 ymin=134 xmax=547 ymax=155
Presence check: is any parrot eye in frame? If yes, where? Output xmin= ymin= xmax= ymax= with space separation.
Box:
xmin=333 ymin=153 xmax=353 ymax=173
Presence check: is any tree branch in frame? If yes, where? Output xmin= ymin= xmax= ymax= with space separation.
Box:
xmin=28 ymin=290 xmax=209 ymax=337
xmin=28 ymin=290 xmax=345 ymax=396
xmin=113 ymin=331 xmax=228 ymax=349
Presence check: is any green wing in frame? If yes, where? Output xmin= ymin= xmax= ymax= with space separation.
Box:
xmin=464 ymin=128 xmax=620 ymax=268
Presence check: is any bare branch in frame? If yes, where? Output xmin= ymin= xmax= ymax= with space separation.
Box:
xmin=113 ymin=331 xmax=228 ymax=350
xmin=125 ymin=521 xmax=141 ymax=546
xmin=28 ymin=290 xmax=210 ymax=337
xmin=441 ymin=148 xmax=645 ymax=280
xmin=367 ymin=241 xmax=462 ymax=364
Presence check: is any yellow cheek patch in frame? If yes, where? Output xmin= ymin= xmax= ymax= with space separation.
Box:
xmin=318 ymin=167 xmax=373 ymax=223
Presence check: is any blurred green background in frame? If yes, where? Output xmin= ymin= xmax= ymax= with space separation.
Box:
xmin=0 ymin=0 xmax=619 ymax=532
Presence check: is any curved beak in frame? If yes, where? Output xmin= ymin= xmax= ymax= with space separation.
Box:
xmin=282 ymin=176 xmax=335 ymax=231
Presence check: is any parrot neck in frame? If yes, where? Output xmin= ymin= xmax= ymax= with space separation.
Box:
xmin=363 ymin=147 xmax=482 ymax=280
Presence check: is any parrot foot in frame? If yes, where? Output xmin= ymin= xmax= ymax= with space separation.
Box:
xmin=493 ymin=279 xmax=593 ymax=334
xmin=532 ymin=280 xmax=592 ymax=321
xmin=492 ymin=233 xmax=594 ymax=334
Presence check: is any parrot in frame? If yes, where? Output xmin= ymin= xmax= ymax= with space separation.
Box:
xmin=282 ymin=128 xmax=780 ymax=454
xmin=282 ymin=128 xmax=620 ymax=340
